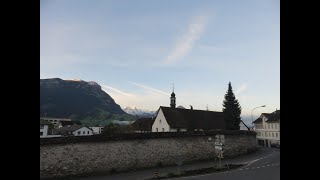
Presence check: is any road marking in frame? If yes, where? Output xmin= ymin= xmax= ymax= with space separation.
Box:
xmin=256 ymin=167 xmax=260 ymax=168
xmin=267 ymin=165 xmax=270 ymax=166
xmin=262 ymin=166 xmax=265 ymax=168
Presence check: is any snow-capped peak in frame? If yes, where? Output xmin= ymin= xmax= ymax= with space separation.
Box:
xmin=123 ymin=106 xmax=156 ymax=117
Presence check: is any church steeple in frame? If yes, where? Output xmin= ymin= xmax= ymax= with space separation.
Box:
xmin=170 ymin=84 xmax=176 ymax=108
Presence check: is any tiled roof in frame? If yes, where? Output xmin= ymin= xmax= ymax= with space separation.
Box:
xmin=266 ymin=110 xmax=280 ymax=122
xmin=53 ymin=125 xmax=91 ymax=134
xmin=252 ymin=117 xmax=262 ymax=124
xmin=160 ymin=106 xmax=225 ymax=130
xmin=131 ymin=118 xmax=154 ymax=131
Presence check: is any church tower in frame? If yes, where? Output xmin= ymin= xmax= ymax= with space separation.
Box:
xmin=170 ymin=84 xmax=176 ymax=108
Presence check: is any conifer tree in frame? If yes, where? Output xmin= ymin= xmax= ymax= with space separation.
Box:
xmin=222 ymin=82 xmax=242 ymax=130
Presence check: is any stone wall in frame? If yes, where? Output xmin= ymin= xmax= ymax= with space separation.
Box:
xmin=40 ymin=132 xmax=257 ymax=179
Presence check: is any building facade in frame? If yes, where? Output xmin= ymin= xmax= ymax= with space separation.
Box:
xmin=151 ymin=90 xmax=225 ymax=132
xmin=40 ymin=117 xmax=72 ymax=128
xmin=253 ymin=110 xmax=280 ymax=147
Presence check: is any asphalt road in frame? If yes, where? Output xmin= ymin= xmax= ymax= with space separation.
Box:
xmin=169 ymin=149 xmax=280 ymax=180
xmin=74 ymin=148 xmax=280 ymax=180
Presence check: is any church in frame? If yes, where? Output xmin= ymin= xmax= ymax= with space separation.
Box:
xmin=151 ymin=89 xmax=225 ymax=132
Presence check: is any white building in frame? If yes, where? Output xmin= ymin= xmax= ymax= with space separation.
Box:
xmin=40 ymin=119 xmax=62 ymax=138
xmin=253 ymin=110 xmax=280 ymax=147
xmin=54 ymin=125 xmax=93 ymax=136
xmin=40 ymin=119 xmax=50 ymax=138
xmin=40 ymin=117 xmax=71 ymax=128
xmin=90 ymin=126 xmax=104 ymax=134
xmin=151 ymin=90 xmax=225 ymax=132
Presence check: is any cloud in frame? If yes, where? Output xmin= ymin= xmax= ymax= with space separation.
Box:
xmin=235 ymin=83 xmax=248 ymax=95
xmin=129 ymin=82 xmax=170 ymax=96
xmin=101 ymin=85 xmax=134 ymax=97
xmin=164 ymin=14 xmax=209 ymax=65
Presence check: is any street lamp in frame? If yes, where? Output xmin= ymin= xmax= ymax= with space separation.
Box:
xmin=251 ymin=105 xmax=266 ymax=131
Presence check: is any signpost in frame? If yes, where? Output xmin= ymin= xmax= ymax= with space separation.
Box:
xmin=215 ymin=134 xmax=224 ymax=168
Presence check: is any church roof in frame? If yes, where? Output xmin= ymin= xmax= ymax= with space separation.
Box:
xmin=131 ymin=117 xmax=155 ymax=131
xmin=159 ymin=106 xmax=225 ymax=130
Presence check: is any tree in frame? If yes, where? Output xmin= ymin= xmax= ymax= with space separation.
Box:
xmin=222 ymin=82 xmax=242 ymax=130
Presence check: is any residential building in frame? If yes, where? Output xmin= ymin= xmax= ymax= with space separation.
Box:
xmin=151 ymin=90 xmax=225 ymax=132
xmin=54 ymin=125 xmax=93 ymax=136
xmin=40 ymin=117 xmax=71 ymax=128
xmin=90 ymin=126 xmax=104 ymax=134
xmin=40 ymin=119 xmax=50 ymax=138
xmin=253 ymin=110 xmax=280 ymax=147
xmin=131 ymin=117 xmax=155 ymax=133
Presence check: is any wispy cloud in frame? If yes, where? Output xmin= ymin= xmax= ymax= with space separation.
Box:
xmin=101 ymin=85 xmax=134 ymax=97
xmin=129 ymin=82 xmax=170 ymax=96
xmin=164 ymin=14 xmax=210 ymax=65
xmin=235 ymin=83 xmax=248 ymax=95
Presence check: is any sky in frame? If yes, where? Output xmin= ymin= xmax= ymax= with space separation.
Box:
xmin=40 ymin=0 xmax=280 ymax=124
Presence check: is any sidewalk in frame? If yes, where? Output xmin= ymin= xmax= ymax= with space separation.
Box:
xmin=75 ymin=147 xmax=274 ymax=180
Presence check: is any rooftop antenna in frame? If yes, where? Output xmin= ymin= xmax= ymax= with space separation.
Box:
xmin=206 ymin=105 xmax=209 ymax=111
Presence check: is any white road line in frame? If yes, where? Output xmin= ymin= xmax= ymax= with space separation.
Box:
xmin=262 ymin=166 xmax=265 ymax=168
xmin=256 ymin=167 xmax=260 ymax=168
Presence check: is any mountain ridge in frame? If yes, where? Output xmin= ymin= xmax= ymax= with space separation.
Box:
xmin=40 ymin=78 xmax=135 ymax=126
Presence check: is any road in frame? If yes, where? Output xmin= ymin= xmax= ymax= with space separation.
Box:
xmin=169 ymin=149 xmax=280 ymax=180
xmin=73 ymin=148 xmax=279 ymax=180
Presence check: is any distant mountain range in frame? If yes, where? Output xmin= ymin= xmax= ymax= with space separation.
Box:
xmin=123 ymin=106 xmax=156 ymax=118
xmin=40 ymin=78 xmax=136 ymax=126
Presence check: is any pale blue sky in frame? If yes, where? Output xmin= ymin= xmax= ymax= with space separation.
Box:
xmin=40 ymin=0 xmax=280 ymax=123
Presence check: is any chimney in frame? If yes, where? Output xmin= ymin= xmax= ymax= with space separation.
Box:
xmin=190 ymin=105 xmax=193 ymax=110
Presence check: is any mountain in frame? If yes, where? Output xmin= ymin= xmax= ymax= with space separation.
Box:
xmin=40 ymin=78 xmax=136 ymax=126
xmin=123 ymin=106 xmax=156 ymax=118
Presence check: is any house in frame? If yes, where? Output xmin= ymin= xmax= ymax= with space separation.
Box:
xmin=239 ymin=120 xmax=250 ymax=130
xmin=90 ymin=126 xmax=104 ymax=134
xmin=54 ymin=125 xmax=93 ymax=136
xmin=40 ymin=119 xmax=51 ymax=138
xmin=40 ymin=117 xmax=72 ymax=128
xmin=131 ymin=117 xmax=155 ymax=133
xmin=40 ymin=119 xmax=62 ymax=138
xmin=151 ymin=90 xmax=225 ymax=132
xmin=253 ymin=110 xmax=280 ymax=147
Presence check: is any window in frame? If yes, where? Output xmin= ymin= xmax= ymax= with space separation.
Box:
xmin=78 ymin=131 xmax=80 ymax=135
xmin=83 ymin=131 xmax=85 ymax=134
xmin=272 ymin=133 xmax=274 ymax=137
xmin=40 ymin=132 xmax=43 ymax=136
xmin=268 ymin=124 xmax=270 ymax=129
xmin=162 ymin=128 xmax=164 ymax=132
xmin=40 ymin=125 xmax=44 ymax=129
xmin=156 ymin=128 xmax=158 ymax=132
xmin=159 ymin=119 xmax=161 ymax=123
xmin=276 ymin=133 xmax=278 ymax=137
xmin=87 ymin=131 xmax=89 ymax=134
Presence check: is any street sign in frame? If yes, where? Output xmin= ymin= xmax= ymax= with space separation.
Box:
xmin=215 ymin=146 xmax=223 ymax=150
xmin=215 ymin=142 xmax=223 ymax=146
